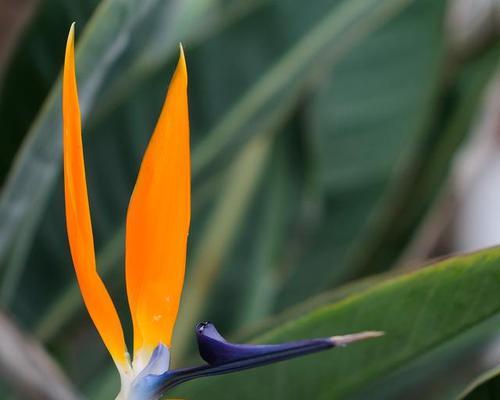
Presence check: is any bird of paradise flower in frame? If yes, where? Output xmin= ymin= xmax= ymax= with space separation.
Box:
xmin=62 ymin=24 xmax=383 ymax=400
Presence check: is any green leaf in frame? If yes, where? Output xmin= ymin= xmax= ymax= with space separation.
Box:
xmin=174 ymin=246 xmax=500 ymax=399
xmin=190 ymin=0 xmax=414 ymax=175
xmin=0 ymin=0 xmax=100 ymax=181
xmin=0 ymin=310 xmax=80 ymax=400
xmin=275 ymin=0 xmax=447 ymax=308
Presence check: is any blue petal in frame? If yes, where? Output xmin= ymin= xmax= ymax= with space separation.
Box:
xmin=137 ymin=343 xmax=170 ymax=378
xmin=130 ymin=374 xmax=164 ymax=400
xmin=129 ymin=344 xmax=170 ymax=400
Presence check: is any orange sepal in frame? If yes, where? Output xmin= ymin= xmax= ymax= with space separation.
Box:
xmin=126 ymin=46 xmax=190 ymax=357
xmin=63 ymin=24 xmax=128 ymax=365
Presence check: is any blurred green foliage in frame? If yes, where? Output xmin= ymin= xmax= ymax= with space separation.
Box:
xmin=1 ymin=0 xmax=500 ymax=399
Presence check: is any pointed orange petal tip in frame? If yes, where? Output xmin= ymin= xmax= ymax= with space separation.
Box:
xmin=69 ymin=22 xmax=75 ymax=38
xmin=65 ymin=24 xmax=74 ymax=64
xmin=178 ymin=43 xmax=187 ymax=78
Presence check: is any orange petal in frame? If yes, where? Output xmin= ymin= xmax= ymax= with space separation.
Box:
xmin=126 ymin=46 xmax=190 ymax=358
xmin=63 ymin=24 xmax=128 ymax=365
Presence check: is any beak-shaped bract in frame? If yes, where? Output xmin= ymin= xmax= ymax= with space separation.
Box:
xmin=63 ymin=24 xmax=190 ymax=374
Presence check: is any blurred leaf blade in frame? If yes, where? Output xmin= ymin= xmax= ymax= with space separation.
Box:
xmin=0 ymin=0 xmax=100 ymax=179
xmin=190 ymin=0 xmax=413 ymax=175
xmin=275 ymin=0 xmax=448 ymax=309
xmin=460 ymin=369 xmax=500 ymax=400
xmin=0 ymin=311 xmax=81 ymax=400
